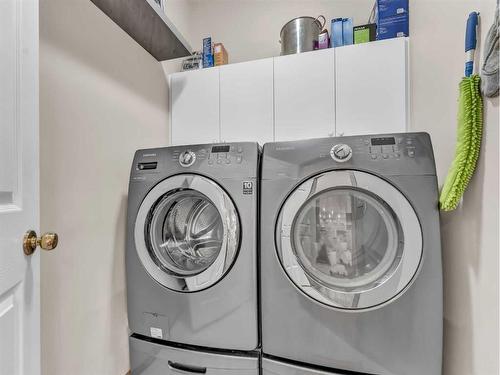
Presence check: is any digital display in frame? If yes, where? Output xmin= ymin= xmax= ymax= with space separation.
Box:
xmin=211 ymin=145 xmax=230 ymax=153
xmin=371 ymin=137 xmax=396 ymax=146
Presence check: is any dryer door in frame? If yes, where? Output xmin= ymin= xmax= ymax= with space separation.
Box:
xmin=276 ymin=170 xmax=422 ymax=310
xmin=135 ymin=174 xmax=240 ymax=292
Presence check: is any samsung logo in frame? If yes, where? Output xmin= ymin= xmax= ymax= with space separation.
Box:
xmin=275 ymin=146 xmax=295 ymax=151
xmin=142 ymin=153 xmax=157 ymax=157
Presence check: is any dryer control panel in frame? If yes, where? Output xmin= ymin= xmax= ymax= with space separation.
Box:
xmin=261 ymin=132 xmax=436 ymax=180
xmin=364 ymin=135 xmax=417 ymax=160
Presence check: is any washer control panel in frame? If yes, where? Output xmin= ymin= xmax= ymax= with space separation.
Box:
xmin=330 ymin=144 xmax=353 ymax=162
xmin=171 ymin=144 xmax=245 ymax=168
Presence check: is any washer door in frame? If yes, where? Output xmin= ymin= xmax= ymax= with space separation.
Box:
xmin=135 ymin=174 xmax=240 ymax=292
xmin=276 ymin=170 xmax=422 ymax=310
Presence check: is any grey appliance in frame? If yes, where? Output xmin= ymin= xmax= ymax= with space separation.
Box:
xmin=126 ymin=143 xmax=259 ymax=370
xmin=260 ymin=133 xmax=442 ymax=375
xmin=129 ymin=336 xmax=259 ymax=375
xmin=263 ymin=357 xmax=345 ymax=375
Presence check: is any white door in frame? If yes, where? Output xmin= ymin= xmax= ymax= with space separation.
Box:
xmin=274 ymin=49 xmax=336 ymax=141
xmin=220 ymin=59 xmax=274 ymax=145
xmin=0 ymin=1 xmax=53 ymax=374
xmin=170 ymin=68 xmax=220 ymax=145
xmin=335 ymin=38 xmax=409 ymax=136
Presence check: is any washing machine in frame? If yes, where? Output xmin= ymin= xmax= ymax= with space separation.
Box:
xmin=260 ymin=133 xmax=442 ymax=375
xmin=126 ymin=142 xmax=259 ymax=361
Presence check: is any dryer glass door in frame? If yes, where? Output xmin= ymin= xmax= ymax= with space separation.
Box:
xmin=276 ymin=170 xmax=422 ymax=310
xmin=135 ymin=174 xmax=240 ymax=292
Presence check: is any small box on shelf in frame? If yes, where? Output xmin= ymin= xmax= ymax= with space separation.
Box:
xmin=214 ymin=43 xmax=229 ymax=66
xmin=354 ymin=24 xmax=377 ymax=44
xmin=203 ymin=37 xmax=214 ymax=68
xmin=375 ymin=0 xmax=409 ymax=40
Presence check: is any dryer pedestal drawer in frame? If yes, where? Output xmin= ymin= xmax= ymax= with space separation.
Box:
xmin=129 ymin=336 xmax=259 ymax=375
xmin=263 ymin=357 xmax=343 ymax=375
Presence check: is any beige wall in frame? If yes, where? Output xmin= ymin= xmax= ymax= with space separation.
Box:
xmin=411 ymin=2 xmax=499 ymax=375
xmin=165 ymin=1 xmax=499 ymax=374
xmin=165 ymin=0 xmax=374 ymax=64
xmin=39 ymin=0 xmax=498 ymax=374
xmin=39 ymin=0 xmax=169 ymax=374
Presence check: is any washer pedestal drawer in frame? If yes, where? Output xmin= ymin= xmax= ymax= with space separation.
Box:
xmin=262 ymin=357 xmax=344 ymax=375
xmin=129 ymin=336 xmax=259 ymax=375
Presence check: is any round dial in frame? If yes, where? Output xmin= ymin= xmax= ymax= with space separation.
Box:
xmin=330 ymin=144 xmax=353 ymax=162
xmin=179 ymin=150 xmax=196 ymax=167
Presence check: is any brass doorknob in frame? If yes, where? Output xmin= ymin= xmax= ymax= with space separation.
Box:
xmin=23 ymin=230 xmax=59 ymax=255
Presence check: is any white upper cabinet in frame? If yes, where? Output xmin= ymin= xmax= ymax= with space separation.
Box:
xmin=220 ymin=58 xmax=274 ymax=144
xmin=169 ymin=38 xmax=409 ymax=145
xmin=274 ymin=48 xmax=335 ymax=141
xmin=170 ymin=68 xmax=220 ymax=145
xmin=335 ymin=38 xmax=409 ymax=136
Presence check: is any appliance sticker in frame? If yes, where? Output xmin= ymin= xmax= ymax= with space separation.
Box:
xmin=243 ymin=181 xmax=254 ymax=195
xmin=150 ymin=327 xmax=163 ymax=339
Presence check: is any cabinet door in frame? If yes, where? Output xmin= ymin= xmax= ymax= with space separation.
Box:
xmin=170 ymin=68 xmax=220 ymax=145
xmin=220 ymin=58 xmax=274 ymax=145
xmin=335 ymin=38 xmax=409 ymax=136
xmin=274 ymin=49 xmax=336 ymax=141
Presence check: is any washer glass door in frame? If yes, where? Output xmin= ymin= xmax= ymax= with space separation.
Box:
xmin=276 ymin=170 xmax=422 ymax=310
xmin=135 ymin=174 xmax=240 ymax=292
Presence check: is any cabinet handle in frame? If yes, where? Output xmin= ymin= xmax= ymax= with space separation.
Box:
xmin=168 ymin=361 xmax=207 ymax=374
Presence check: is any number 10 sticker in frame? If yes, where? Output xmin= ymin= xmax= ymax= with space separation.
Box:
xmin=243 ymin=181 xmax=253 ymax=195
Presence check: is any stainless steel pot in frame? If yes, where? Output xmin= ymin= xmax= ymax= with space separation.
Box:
xmin=280 ymin=15 xmax=326 ymax=55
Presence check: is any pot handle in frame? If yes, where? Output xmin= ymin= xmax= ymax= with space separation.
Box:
xmin=314 ymin=15 xmax=326 ymax=30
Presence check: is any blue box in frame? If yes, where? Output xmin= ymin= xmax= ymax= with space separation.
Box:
xmin=202 ymin=37 xmax=214 ymax=68
xmin=342 ymin=18 xmax=353 ymax=45
xmin=377 ymin=0 xmax=409 ymax=19
xmin=331 ymin=18 xmax=344 ymax=47
xmin=377 ymin=13 xmax=409 ymax=40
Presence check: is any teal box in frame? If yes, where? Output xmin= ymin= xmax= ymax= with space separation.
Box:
xmin=331 ymin=18 xmax=344 ymax=47
xmin=342 ymin=18 xmax=353 ymax=45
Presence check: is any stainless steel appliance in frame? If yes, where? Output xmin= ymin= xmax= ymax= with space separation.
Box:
xmin=280 ymin=16 xmax=325 ymax=55
xmin=126 ymin=143 xmax=260 ymax=374
xmin=260 ymin=133 xmax=443 ymax=375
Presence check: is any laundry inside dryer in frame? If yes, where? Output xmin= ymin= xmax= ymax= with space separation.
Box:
xmin=292 ymin=187 xmax=403 ymax=291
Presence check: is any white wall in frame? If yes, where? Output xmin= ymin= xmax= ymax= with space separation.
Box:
xmin=164 ymin=1 xmax=499 ymax=374
xmin=39 ymin=0 xmax=169 ymax=374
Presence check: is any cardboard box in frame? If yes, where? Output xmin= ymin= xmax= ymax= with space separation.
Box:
xmin=203 ymin=37 xmax=214 ymax=68
xmin=377 ymin=0 xmax=409 ymax=19
xmin=214 ymin=43 xmax=228 ymax=66
xmin=377 ymin=14 xmax=409 ymax=40
xmin=354 ymin=24 xmax=377 ymax=44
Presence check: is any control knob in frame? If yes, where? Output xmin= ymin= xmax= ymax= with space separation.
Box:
xmin=330 ymin=144 xmax=353 ymax=162
xmin=179 ymin=150 xmax=196 ymax=167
